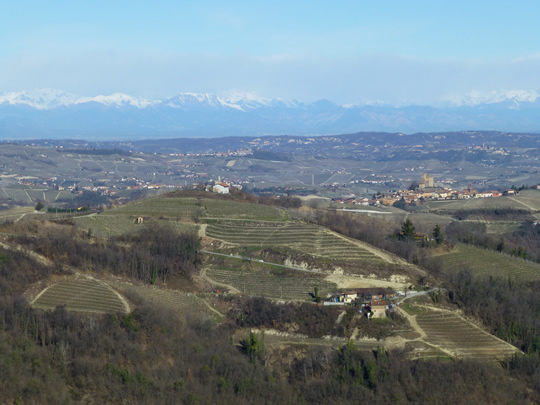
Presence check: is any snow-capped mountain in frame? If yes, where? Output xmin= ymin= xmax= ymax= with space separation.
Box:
xmin=1 ymin=88 xmax=540 ymax=139
xmin=220 ymin=90 xmax=272 ymax=108
xmin=0 ymin=89 xmax=159 ymax=109
xmin=0 ymin=89 xmax=78 ymax=109
xmin=446 ymin=90 xmax=540 ymax=108
xmin=75 ymin=93 xmax=159 ymax=108
xmin=163 ymin=93 xmax=242 ymax=111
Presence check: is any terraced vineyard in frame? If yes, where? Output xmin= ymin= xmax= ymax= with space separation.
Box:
xmin=317 ymin=232 xmax=383 ymax=262
xmin=206 ymin=221 xmax=385 ymax=263
xmin=0 ymin=187 xmax=74 ymax=203
xmin=32 ymin=278 xmax=129 ymax=314
xmin=428 ymin=196 xmax=531 ymax=211
xmin=74 ymin=214 xmax=197 ymax=237
xmin=109 ymin=281 xmax=219 ymax=319
xmin=415 ymin=308 xmax=518 ymax=361
xmin=439 ymin=244 xmax=540 ymax=282
xmin=108 ymin=196 xmax=284 ymax=220
xmin=206 ymin=267 xmax=337 ymax=300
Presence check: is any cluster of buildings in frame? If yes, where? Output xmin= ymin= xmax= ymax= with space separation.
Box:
xmin=334 ymin=173 xmax=520 ymax=206
xmin=168 ymin=148 xmax=253 ymax=158
xmin=377 ymin=175 xmax=517 ymax=206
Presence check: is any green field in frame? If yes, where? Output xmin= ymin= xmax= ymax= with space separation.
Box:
xmin=206 ymin=267 xmax=336 ymax=300
xmin=415 ymin=308 xmax=518 ymax=361
xmin=32 ymin=278 xmax=129 ymax=314
xmin=205 ymin=221 xmax=385 ymax=263
xmin=108 ymin=196 xmax=285 ymax=221
xmin=439 ymin=244 xmax=540 ymax=282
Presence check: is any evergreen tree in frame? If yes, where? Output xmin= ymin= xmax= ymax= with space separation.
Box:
xmin=313 ymin=287 xmax=321 ymax=303
xmin=401 ymin=218 xmax=416 ymax=240
xmin=432 ymin=224 xmax=443 ymax=245
xmin=242 ymin=331 xmax=264 ymax=363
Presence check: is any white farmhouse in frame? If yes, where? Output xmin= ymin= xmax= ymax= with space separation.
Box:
xmin=213 ymin=183 xmax=230 ymax=194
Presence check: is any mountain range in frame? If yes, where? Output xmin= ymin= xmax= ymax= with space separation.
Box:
xmin=1 ymin=89 xmax=540 ymax=140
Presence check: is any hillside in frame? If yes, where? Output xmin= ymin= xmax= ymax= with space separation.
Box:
xmin=0 ymin=191 xmax=538 ymax=403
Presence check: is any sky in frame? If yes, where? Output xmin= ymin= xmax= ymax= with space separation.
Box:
xmin=1 ymin=1 xmax=540 ymax=105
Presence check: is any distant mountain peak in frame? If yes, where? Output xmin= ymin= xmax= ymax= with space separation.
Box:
xmin=0 ymin=88 xmax=78 ymax=109
xmin=0 ymin=89 xmax=160 ymax=110
xmin=220 ymin=90 xmax=274 ymax=109
xmin=163 ymin=93 xmax=243 ymax=110
xmin=446 ymin=89 xmax=540 ymax=108
xmin=75 ymin=93 xmax=159 ymax=108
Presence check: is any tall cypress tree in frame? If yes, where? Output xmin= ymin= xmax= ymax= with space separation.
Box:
xmin=432 ymin=224 xmax=443 ymax=244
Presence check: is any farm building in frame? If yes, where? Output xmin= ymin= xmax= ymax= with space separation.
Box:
xmin=370 ymin=301 xmax=387 ymax=318
xmin=363 ymin=300 xmax=387 ymax=319
xmin=213 ymin=183 xmax=230 ymax=194
xmin=338 ymin=290 xmax=359 ymax=303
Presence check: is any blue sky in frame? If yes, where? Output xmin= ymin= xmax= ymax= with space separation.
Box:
xmin=1 ymin=1 xmax=540 ymax=104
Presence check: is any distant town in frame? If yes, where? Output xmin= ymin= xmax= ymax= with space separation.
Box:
xmin=332 ymin=172 xmax=527 ymax=207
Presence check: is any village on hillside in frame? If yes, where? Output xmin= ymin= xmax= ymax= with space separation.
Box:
xmin=332 ymin=172 xmax=524 ymax=207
